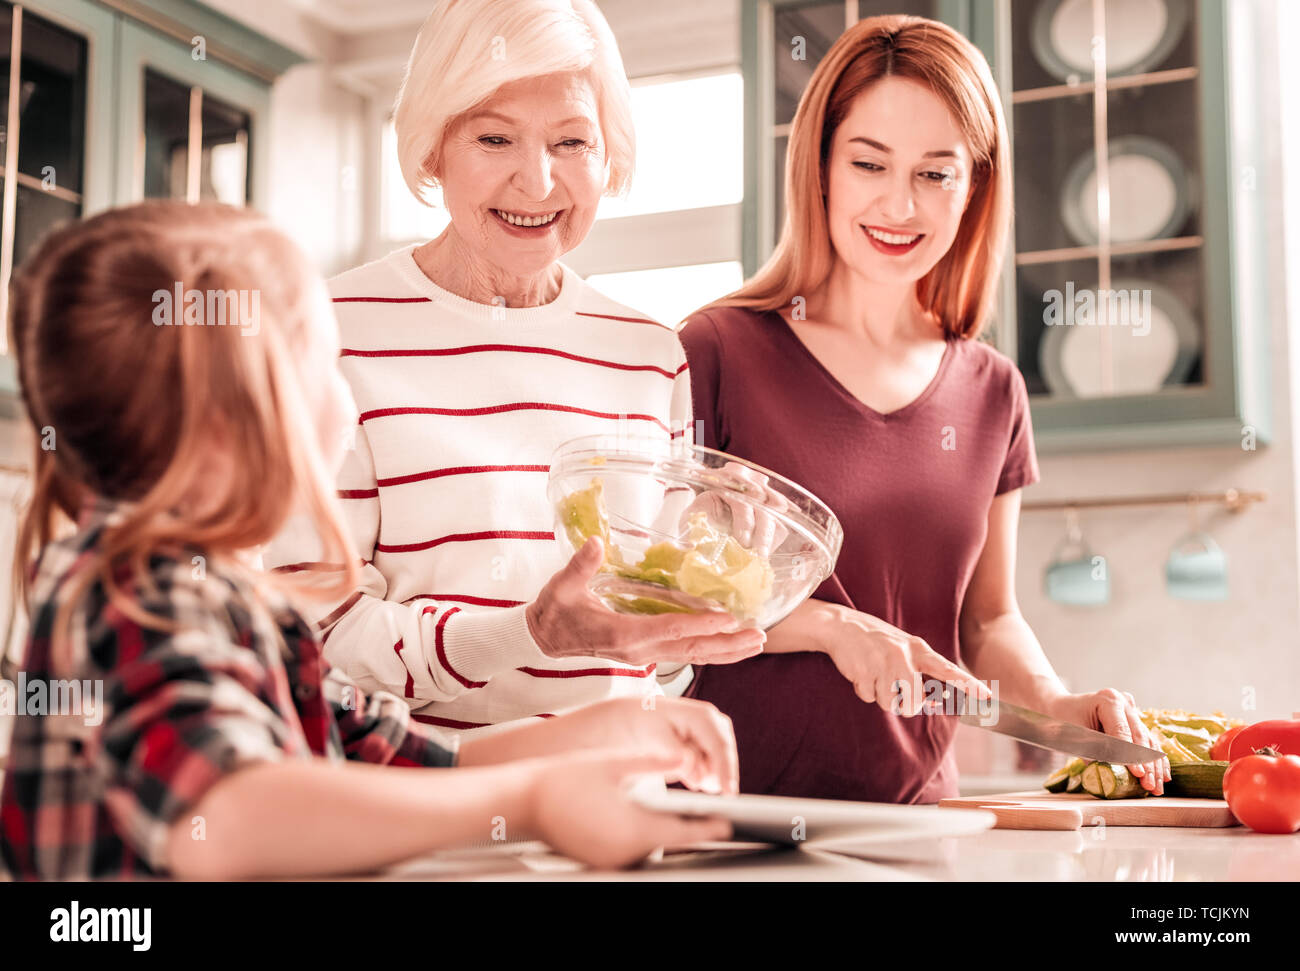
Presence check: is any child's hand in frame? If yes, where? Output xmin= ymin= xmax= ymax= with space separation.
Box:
xmin=528 ymin=751 xmax=731 ymax=869
xmin=569 ymin=696 xmax=740 ymax=795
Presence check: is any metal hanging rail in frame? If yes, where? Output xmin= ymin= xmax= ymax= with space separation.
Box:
xmin=1022 ymin=489 xmax=1267 ymax=513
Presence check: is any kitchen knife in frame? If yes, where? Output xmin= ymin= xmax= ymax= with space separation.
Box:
xmin=945 ymin=685 xmax=1167 ymax=764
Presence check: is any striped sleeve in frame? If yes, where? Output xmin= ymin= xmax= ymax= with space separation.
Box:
xmin=321 ymin=666 xmax=458 ymax=767
xmin=265 ymin=423 xmax=551 ymax=707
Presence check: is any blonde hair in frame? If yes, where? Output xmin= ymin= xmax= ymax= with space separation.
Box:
xmin=9 ymin=201 xmax=360 ymax=668
xmin=393 ymin=0 xmax=635 ymax=203
xmin=705 ymin=15 xmax=1011 ymax=339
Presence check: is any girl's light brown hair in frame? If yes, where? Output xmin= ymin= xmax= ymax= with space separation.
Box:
xmin=701 ymin=14 xmax=1011 ymax=339
xmin=9 ymin=200 xmax=359 ymax=666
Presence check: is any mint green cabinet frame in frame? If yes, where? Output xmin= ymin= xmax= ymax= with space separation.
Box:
xmin=741 ymin=0 xmax=1272 ymax=452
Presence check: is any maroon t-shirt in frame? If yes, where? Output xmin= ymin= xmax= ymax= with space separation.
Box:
xmin=680 ymin=306 xmax=1039 ymax=804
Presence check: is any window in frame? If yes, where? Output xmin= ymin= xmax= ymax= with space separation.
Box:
xmin=587 ymin=260 xmax=744 ymax=328
xmin=596 ymin=71 xmax=743 ymax=220
xmin=381 ymin=117 xmax=449 ymax=242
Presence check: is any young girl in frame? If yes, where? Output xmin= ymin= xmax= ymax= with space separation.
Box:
xmin=0 ymin=201 xmax=732 ymax=880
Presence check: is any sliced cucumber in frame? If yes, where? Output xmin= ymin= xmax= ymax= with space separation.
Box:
xmin=1081 ymin=762 xmax=1147 ymax=799
xmin=1043 ymin=757 xmax=1089 ymax=793
xmin=1043 ymin=765 xmax=1072 ymax=793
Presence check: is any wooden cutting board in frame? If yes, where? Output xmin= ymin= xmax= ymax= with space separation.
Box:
xmin=938 ymin=790 xmax=1239 ymax=830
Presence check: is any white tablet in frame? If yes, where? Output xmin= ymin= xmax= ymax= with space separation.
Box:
xmin=629 ymin=785 xmax=997 ymax=846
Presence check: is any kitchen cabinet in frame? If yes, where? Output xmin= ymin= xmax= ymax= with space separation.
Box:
xmin=115 ymin=17 xmax=271 ymax=209
xmin=741 ymin=0 xmax=1272 ymax=451
xmin=0 ymin=0 xmax=114 ymax=393
xmin=0 ymin=0 xmax=302 ymax=397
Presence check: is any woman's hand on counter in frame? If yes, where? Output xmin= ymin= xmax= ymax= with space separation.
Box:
xmin=813 ymin=601 xmax=993 ymax=714
xmin=1044 ymin=690 xmax=1172 ymax=795
xmin=525 ymin=536 xmax=767 ymax=665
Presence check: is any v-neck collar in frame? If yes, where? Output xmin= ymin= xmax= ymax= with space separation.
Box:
xmin=765 ymin=309 xmax=957 ymax=423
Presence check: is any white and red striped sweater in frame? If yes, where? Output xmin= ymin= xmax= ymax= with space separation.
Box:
xmin=267 ymin=244 xmax=694 ymax=737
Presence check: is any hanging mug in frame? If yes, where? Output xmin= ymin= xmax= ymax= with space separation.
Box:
xmin=1044 ymin=508 xmax=1110 ymax=606
xmin=1166 ymin=532 xmax=1228 ymax=601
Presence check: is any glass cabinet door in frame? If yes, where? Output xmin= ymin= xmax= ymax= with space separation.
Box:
xmin=117 ymin=20 xmax=268 ymax=210
xmin=975 ymin=0 xmax=1258 ymax=448
xmin=12 ymin=7 xmax=85 ymax=266
xmin=142 ymin=66 xmax=250 ymax=205
xmin=1007 ymin=0 xmax=1206 ymax=403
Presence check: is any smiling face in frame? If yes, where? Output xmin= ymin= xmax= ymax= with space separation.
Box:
xmin=823 ymin=75 xmax=975 ymax=288
xmin=436 ymin=71 xmax=608 ymax=281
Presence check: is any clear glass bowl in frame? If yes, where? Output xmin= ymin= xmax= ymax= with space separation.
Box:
xmin=547 ymin=434 xmax=843 ymax=630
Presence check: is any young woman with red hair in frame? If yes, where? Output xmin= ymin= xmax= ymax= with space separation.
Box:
xmin=681 ymin=15 xmax=1170 ymax=803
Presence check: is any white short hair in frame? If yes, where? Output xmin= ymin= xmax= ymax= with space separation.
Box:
xmin=393 ymin=0 xmax=635 ymax=205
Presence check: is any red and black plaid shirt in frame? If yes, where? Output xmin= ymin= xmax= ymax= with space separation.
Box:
xmin=0 ymin=504 xmax=456 ymax=880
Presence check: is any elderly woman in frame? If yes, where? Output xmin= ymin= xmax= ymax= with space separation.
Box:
xmin=268 ymin=0 xmax=763 ymax=738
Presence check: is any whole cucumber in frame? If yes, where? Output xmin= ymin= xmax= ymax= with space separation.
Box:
xmin=1164 ymin=760 xmax=1229 ymax=798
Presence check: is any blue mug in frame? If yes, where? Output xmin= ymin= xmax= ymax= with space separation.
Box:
xmin=1166 ymin=533 xmax=1228 ymax=601
xmin=1044 ymin=539 xmax=1110 ymax=607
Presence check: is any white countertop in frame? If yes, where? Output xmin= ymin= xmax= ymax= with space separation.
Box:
xmin=369 ymin=824 xmax=1300 ymax=881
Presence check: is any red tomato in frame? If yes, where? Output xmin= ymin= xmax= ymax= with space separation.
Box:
xmin=1222 ymin=750 xmax=1300 ymax=834
xmin=1211 ymin=726 xmax=1244 ymax=761
xmin=1227 ymin=720 xmax=1300 ymax=761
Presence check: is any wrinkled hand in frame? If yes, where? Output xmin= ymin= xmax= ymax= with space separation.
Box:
xmin=681 ymin=461 xmax=790 ymax=556
xmin=526 ymin=536 xmax=766 ymax=665
xmin=821 ymin=603 xmax=993 ymax=714
xmin=566 ymin=696 xmax=740 ymax=795
xmin=1047 ymin=690 xmax=1171 ymax=795
xmin=529 ymin=751 xmax=732 ymax=869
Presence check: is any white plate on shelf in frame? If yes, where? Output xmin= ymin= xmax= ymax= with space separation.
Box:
xmin=1038 ymin=278 xmax=1200 ymax=398
xmin=1031 ymin=0 xmax=1190 ymax=83
xmin=1060 ymin=135 xmax=1194 ymax=247
xmin=629 ymin=786 xmax=997 ymax=846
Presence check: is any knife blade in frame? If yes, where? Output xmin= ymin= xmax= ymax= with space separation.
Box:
xmin=946 ymin=686 xmax=1166 ymax=764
